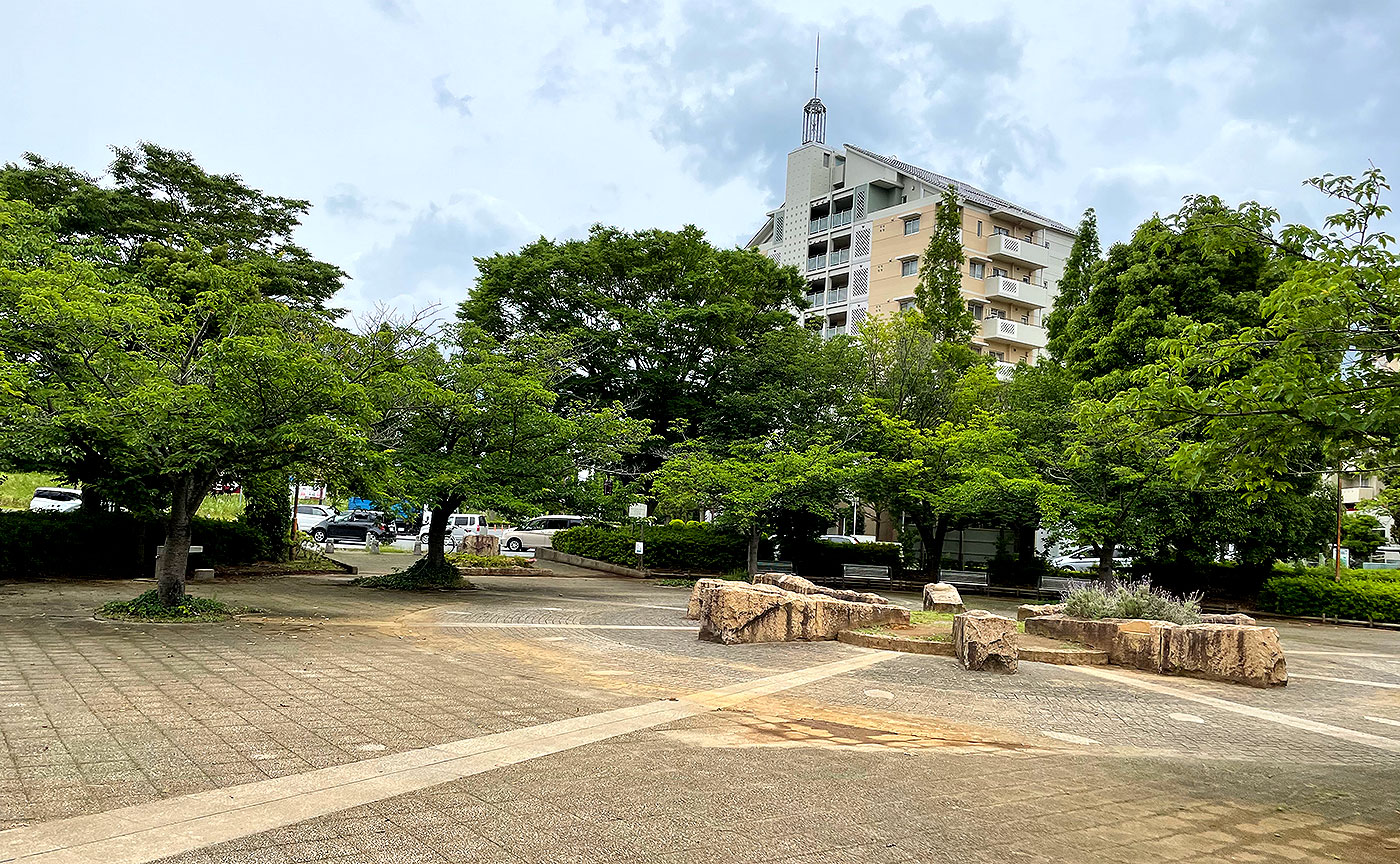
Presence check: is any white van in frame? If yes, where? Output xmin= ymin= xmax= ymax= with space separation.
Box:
xmin=29 ymin=487 xmax=83 ymax=513
xmin=420 ymin=513 xmax=488 ymax=547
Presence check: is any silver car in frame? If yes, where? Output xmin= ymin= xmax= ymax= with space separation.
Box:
xmin=499 ymin=515 xmax=587 ymax=552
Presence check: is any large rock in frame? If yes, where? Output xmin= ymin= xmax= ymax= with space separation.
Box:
xmin=694 ymin=580 xmax=908 ymax=645
xmin=1164 ymin=624 xmax=1287 ymax=687
xmin=752 ymin=571 xmax=889 ymax=606
xmin=922 ymin=582 xmax=966 ymax=614
xmin=686 ymin=578 xmax=729 ymax=620
xmin=953 ymin=610 xmax=1018 ymax=673
xmin=1017 ymin=602 xmax=1065 ymax=621
xmin=1109 ymin=619 xmax=1175 ymax=672
xmin=1200 ymin=613 xmax=1256 ymax=625
xmin=1024 ymin=615 xmax=1123 ymax=653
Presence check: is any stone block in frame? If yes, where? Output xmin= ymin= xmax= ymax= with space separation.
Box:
xmin=695 ymin=580 xmax=908 ymax=645
xmin=686 ymin=578 xmax=729 ymax=620
xmin=922 ymin=582 xmax=966 ymax=614
xmin=1164 ymin=624 xmax=1288 ymax=687
xmin=953 ymin=610 xmax=1018 ymax=673
xmin=752 ymin=571 xmax=890 ymax=606
xmin=1017 ymin=602 xmax=1065 ymax=620
xmin=1200 ymin=613 xmax=1256 ymax=625
xmin=1109 ymin=619 xmax=1174 ymax=672
xmin=1023 ymin=615 xmax=1121 ymax=652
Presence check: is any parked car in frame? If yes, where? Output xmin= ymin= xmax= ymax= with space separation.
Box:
xmin=499 ymin=515 xmax=587 ymax=552
xmin=29 ymin=487 xmax=83 ymax=513
xmin=819 ymin=534 xmax=861 ymax=544
xmin=1052 ymin=545 xmax=1135 ymax=573
xmin=419 ymin=513 xmax=488 ymax=547
xmin=309 ymin=510 xmax=397 ymax=545
xmin=295 ymin=504 xmax=337 ymax=531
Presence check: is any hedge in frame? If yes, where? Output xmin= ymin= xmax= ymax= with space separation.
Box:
xmin=1255 ymin=574 xmax=1400 ymax=623
xmin=784 ymin=539 xmax=905 ymax=584
xmin=553 ymin=523 xmax=747 ymax=573
xmin=0 ymin=510 xmax=264 ymax=580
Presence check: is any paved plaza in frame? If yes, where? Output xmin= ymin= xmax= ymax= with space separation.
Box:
xmin=2 ymin=560 xmax=1399 ymax=863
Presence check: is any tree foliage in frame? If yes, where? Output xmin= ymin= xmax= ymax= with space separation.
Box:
xmin=914 ymin=186 xmax=976 ymax=342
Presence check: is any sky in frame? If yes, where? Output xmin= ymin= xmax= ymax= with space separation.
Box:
xmin=4 ymin=0 xmax=1396 ymax=319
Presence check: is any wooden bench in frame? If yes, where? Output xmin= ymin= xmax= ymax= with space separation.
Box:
xmin=756 ymin=560 xmax=795 ymax=574
xmin=940 ymin=569 xmax=989 ymax=590
xmin=841 ymin=563 xmax=892 ymax=590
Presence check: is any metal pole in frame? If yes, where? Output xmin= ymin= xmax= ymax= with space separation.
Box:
xmin=1336 ymin=458 xmax=1344 ymax=580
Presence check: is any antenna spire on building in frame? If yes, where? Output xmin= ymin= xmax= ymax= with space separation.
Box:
xmin=802 ymin=33 xmax=826 ymax=145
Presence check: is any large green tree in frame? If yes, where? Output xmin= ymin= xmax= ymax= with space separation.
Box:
xmin=1043 ymin=207 xmax=1100 ymax=350
xmin=461 ymin=225 xmax=816 ymax=466
xmin=914 ymin=186 xmax=976 ymax=342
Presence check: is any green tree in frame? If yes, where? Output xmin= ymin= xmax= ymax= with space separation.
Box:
xmin=1043 ymin=207 xmax=1100 ymax=349
xmin=653 ymin=440 xmax=854 ymax=575
xmin=461 ymin=225 xmax=813 ymax=466
xmin=914 ymin=186 xmax=976 ymax=342
xmin=1341 ymin=512 xmax=1387 ymax=561
xmin=375 ymin=322 xmax=647 ymax=576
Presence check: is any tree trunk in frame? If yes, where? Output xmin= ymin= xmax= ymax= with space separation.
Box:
xmin=81 ymin=486 xmax=105 ymax=512
xmin=746 ymin=526 xmax=760 ymax=578
xmin=157 ymin=474 xmax=211 ymax=607
xmin=930 ymin=516 xmax=950 ymax=584
xmin=1097 ymin=538 xmax=1118 ymax=584
xmin=911 ymin=514 xmax=950 ymax=583
xmin=425 ymin=497 xmax=463 ymax=567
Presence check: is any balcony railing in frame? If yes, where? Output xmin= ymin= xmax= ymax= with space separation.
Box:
xmin=806 ymin=292 xmax=825 ymax=308
xmin=826 ymin=286 xmax=848 ymax=304
xmin=831 ymin=209 xmax=853 ymax=228
xmin=993 ymin=360 xmax=1016 ymax=382
xmin=825 ymin=325 xmax=847 ymax=339
xmin=987 ymin=233 xmax=1049 ymax=269
xmin=807 ymin=254 xmax=827 ymax=271
xmin=809 ymin=216 xmax=829 ymax=234
xmin=828 ymin=248 xmax=850 ymax=266
xmin=982 ymin=275 xmax=1049 ymax=309
xmin=982 ymin=317 xmax=1047 ymax=349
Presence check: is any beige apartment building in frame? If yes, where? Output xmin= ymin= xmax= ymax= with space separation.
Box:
xmin=748 ymin=141 xmax=1075 ymax=375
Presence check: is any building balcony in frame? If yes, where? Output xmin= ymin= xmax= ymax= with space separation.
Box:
xmin=805 ymin=291 xmax=825 ymax=308
xmin=831 ymin=209 xmax=853 ymax=228
xmin=987 ymin=234 xmax=1050 ymax=269
xmin=982 ymin=317 xmax=1047 ymax=350
xmin=826 ymin=286 xmax=848 ymax=305
xmin=828 ymin=248 xmax=850 ymax=267
xmin=806 ymin=254 xmax=826 ymax=271
xmin=982 ymin=275 xmax=1050 ymax=309
xmin=993 ymin=361 xmax=1017 ymax=381
xmin=809 ymin=216 xmax=829 ymax=234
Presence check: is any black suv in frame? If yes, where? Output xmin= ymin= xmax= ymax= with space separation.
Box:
xmin=309 ymin=510 xmax=397 ymax=545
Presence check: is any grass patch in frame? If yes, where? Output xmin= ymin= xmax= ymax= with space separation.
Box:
xmin=98 ymin=589 xmax=239 ymax=622
xmin=354 ymin=556 xmax=469 ymax=590
xmin=445 ymin=553 xmax=532 ymax=569
xmin=909 ymin=610 xmax=956 ymax=625
xmin=0 ymin=472 xmax=66 ymax=510
xmin=196 ymin=494 xmax=245 ymax=521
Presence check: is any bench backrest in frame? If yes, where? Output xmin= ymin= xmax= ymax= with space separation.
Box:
xmin=842 ymin=564 xmax=891 ymax=578
xmin=756 ymin=560 xmax=795 ymax=573
xmin=1039 ymin=574 xmax=1076 ymax=593
xmin=940 ymin=569 xmax=988 ymax=586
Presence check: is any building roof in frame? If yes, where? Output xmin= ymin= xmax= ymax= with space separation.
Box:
xmin=845 ymin=144 xmax=1073 ymax=234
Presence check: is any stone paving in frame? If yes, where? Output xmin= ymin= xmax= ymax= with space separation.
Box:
xmin=1 ymin=561 xmax=1398 ymax=863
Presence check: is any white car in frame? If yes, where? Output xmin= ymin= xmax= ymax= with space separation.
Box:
xmin=499 ymin=515 xmax=587 ymax=552
xmin=295 ymin=504 xmax=337 ymax=531
xmin=1052 ymin=545 xmax=1135 ymax=572
xmin=29 ymin=487 xmax=83 ymax=513
xmin=819 ymin=534 xmax=861 ymax=544
xmin=419 ymin=513 xmax=488 ymax=547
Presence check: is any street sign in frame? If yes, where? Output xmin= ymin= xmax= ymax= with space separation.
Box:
xmin=628 ymin=503 xmax=648 ymax=519
xmin=634 ymin=541 xmax=644 ymax=555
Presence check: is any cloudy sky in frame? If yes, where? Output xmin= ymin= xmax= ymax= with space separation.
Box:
xmin=4 ymin=0 xmax=1395 ymax=317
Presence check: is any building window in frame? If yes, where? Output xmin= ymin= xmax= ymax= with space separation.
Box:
xmin=898 ymin=299 xmax=916 ymax=312
xmin=992 ymin=267 xmax=1008 ymax=278
xmin=969 ymin=262 xmax=985 ymax=279
xmin=1020 ymin=314 xmax=1030 ymax=324
xmin=901 ymin=195 xmax=908 ymax=204
xmin=993 ymin=225 xmax=1010 ymax=236
xmin=989 ymin=350 xmax=1005 ymax=362
xmin=823 ymin=153 xmax=830 ymax=166
xmin=977 ymin=220 xmax=983 ymax=237
xmin=903 ymin=215 xmax=920 ymax=235
xmin=967 ymin=302 xmax=984 ymax=320
xmin=990 ymin=308 xmax=1006 ymax=319
xmin=900 ymin=258 xmax=918 ymax=277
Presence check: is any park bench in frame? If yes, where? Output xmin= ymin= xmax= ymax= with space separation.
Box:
xmin=1038 ymin=573 xmax=1079 ymax=595
xmin=841 ymin=563 xmax=892 ymax=590
xmin=756 ymin=560 xmax=795 ymax=574
xmin=940 ymin=569 xmax=989 ymax=591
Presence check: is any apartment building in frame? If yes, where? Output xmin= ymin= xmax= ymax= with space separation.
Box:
xmin=748 ymin=141 xmax=1075 ymax=375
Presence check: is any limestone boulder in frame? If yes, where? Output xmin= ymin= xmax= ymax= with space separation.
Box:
xmin=1024 ymin=615 xmax=1122 ymax=653
xmin=1200 ymin=613 xmax=1257 ymax=625
xmin=695 ymin=580 xmax=908 ymax=645
xmin=1017 ymin=603 xmax=1065 ymax=621
xmin=1164 ymin=624 xmax=1287 ymax=687
xmin=953 ymin=610 xmax=1018 ymax=673
xmin=1109 ymin=619 xmax=1175 ymax=672
xmin=686 ymin=578 xmax=729 ymax=620
xmin=752 ymin=571 xmax=890 ymax=606
xmin=922 ymin=582 xmax=966 ymax=614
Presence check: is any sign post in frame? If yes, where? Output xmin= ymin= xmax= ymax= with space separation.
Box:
xmin=628 ymin=503 xmax=648 ymax=571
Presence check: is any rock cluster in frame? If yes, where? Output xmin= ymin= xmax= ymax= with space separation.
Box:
xmin=953 ymin=610 xmax=1018 ymax=674
xmin=922 ymin=582 xmax=966 ymax=614
xmin=1016 ymin=602 xmax=1066 ymax=620
xmin=1025 ymin=615 xmax=1286 ymax=687
xmin=687 ymin=578 xmax=908 ymax=645
xmin=752 ymin=572 xmax=888 ymax=605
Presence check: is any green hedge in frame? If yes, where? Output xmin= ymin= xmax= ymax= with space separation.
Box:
xmin=553 ymin=523 xmax=747 ymax=573
xmin=1256 ymin=574 xmax=1400 ymax=623
xmin=0 ymin=510 xmax=264 ymax=579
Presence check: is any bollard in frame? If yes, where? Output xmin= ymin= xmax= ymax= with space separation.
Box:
xmin=324 ymin=538 xmax=335 ymax=555
xmin=413 ymin=535 xmax=422 ymax=555
xmin=367 ymin=533 xmax=381 ymax=554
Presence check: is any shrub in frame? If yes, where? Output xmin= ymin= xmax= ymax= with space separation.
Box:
xmin=784 ymin=539 xmax=904 ymax=584
xmin=1256 ymin=574 xmax=1400 ymax=623
xmin=553 ymin=523 xmax=746 ymax=572
xmin=1062 ymin=580 xmax=1203 ymax=624
xmin=668 ymin=519 xmax=685 ymax=527
xmin=354 ymin=556 xmax=467 ymax=590
xmin=98 ymin=589 xmax=237 ymax=622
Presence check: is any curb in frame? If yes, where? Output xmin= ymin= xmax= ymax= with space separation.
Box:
xmin=838 ymin=630 xmax=1108 ymax=666
xmin=323 ymin=555 xmax=359 ymax=575
xmin=535 ymin=548 xmax=647 ymax=578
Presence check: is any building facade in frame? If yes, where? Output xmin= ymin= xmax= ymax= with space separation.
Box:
xmin=748 ymin=141 xmax=1075 ymax=375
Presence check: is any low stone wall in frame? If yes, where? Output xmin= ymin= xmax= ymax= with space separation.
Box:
xmin=1017 ymin=603 xmax=1065 ymax=621
xmin=1025 ymin=615 xmax=1287 ymax=687
xmin=535 ymin=547 xmax=646 ymax=578
xmin=692 ymin=580 xmax=909 ymax=645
